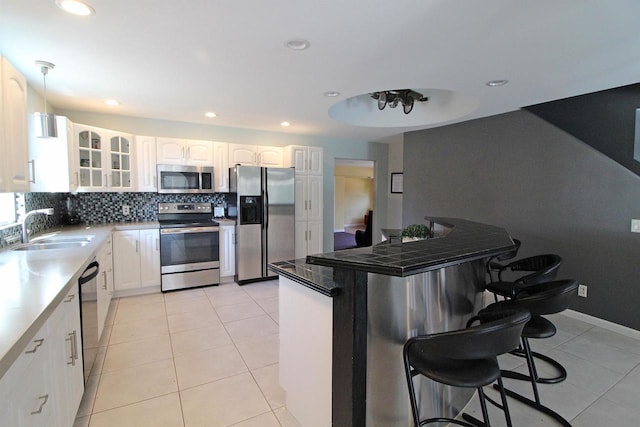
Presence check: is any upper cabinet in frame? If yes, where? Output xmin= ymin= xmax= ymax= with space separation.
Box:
xmin=213 ymin=141 xmax=229 ymax=192
xmin=157 ymin=137 xmax=213 ymax=166
xmin=1 ymin=56 xmax=30 ymax=192
xmin=229 ymin=143 xmax=283 ymax=167
xmin=284 ymin=145 xmax=323 ymax=175
xmin=136 ymin=135 xmax=157 ymax=191
xmin=75 ymin=124 xmax=135 ymax=192
xmin=29 ymin=116 xmax=78 ymax=192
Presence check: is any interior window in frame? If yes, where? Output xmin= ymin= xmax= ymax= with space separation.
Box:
xmin=0 ymin=193 xmax=16 ymax=227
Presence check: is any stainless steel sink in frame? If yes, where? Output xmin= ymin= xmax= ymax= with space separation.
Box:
xmin=32 ymin=236 xmax=94 ymax=244
xmin=13 ymin=241 xmax=90 ymax=251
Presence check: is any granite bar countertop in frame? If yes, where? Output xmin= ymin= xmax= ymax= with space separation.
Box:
xmin=306 ymin=217 xmax=515 ymax=277
xmin=268 ymin=259 xmax=338 ymax=297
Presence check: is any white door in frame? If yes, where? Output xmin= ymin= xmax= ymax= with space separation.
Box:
xmin=220 ymin=225 xmax=236 ymax=277
xmin=113 ymin=230 xmax=141 ymax=290
xmin=157 ymin=137 xmax=185 ymax=165
xmin=307 ymin=221 xmax=324 ymax=256
xmin=307 ymin=175 xmax=323 ymax=222
xmin=257 ymin=146 xmax=283 ymax=167
xmin=213 ymin=141 xmax=229 ymax=192
xmin=139 ymin=229 xmax=161 ymax=288
xmin=229 ymin=143 xmax=256 ymax=166
xmin=307 ymin=147 xmax=323 ymax=175
xmin=185 ymin=140 xmax=213 ymax=165
xmin=136 ymin=135 xmax=157 ymax=191
xmin=295 ymin=220 xmax=309 ymax=259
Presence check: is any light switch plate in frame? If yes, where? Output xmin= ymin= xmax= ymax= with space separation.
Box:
xmin=632 ymin=219 xmax=640 ymax=233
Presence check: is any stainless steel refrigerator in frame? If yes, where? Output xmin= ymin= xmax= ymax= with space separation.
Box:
xmin=230 ymin=165 xmax=295 ymax=284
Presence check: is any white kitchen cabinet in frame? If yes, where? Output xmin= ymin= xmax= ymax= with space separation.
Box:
xmin=113 ymin=229 xmax=160 ymax=294
xmin=96 ymin=235 xmax=113 ymax=340
xmin=75 ymin=124 xmax=134 ymax=192
xmin=136 ymin=135 xmax=157 ymax=191
xmin=220 ymin=224 xmax=236 ymax=281
xmin=284 ymin=145 xmax=323 ymax=175
xmin=140 ymin=229 xmax=161 ymax=288
xmin=286 ymin=145 xmax=323 ymax=257
xmin=1 ymin=56 xmax=30 ymax=192
xmin=229 ymin=143 xmax=283 ymax=167
xmin=213 ymin=141 xmax=229 ymax=192
xmin=28 ymin=116 xmax=78 ymax=192
xmin=295 ymin=220 xmax=323 ymax=258
xmin=0 ymin=284 xmax=83 ymax=427
xmin=52 ymin=284 xmax=84 ymax=427
xmin=156 ymin=137 xmax=213 ymax=166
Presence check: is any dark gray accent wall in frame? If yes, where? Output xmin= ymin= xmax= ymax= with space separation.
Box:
xmin=526 ymin=83 xmax=640 ymax=177
xmin=403 ymin=109 xmax=640 ymax=330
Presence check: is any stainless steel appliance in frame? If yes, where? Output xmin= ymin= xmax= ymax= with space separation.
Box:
xmin=230 ymin=165 xmax=295 ymax=284
xmin=157 ymin=164 xmax=214 ymax=194
xmin=158 ymin=202 xmax=220 ymax=291
xmin=79 ymin=259 xmax=100 ymax=383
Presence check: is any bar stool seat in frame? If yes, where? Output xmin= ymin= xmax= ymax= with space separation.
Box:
xmin=403 ymin=309 xmax=531 ymax=427
xmin=481 ymin=279 xmax=578 ymax=427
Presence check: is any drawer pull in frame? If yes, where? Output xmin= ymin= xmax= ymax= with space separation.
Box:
xmin=25 ymin=338 xmax=44 ymax=354
xmin=64 ymin=294 xmax=75 ymax=303
xmin=31 ymin=394 xmax=49 ymax=415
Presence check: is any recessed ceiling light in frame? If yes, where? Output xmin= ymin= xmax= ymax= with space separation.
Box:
xmin=205 ymin=112 xmax=217 ymax=118
xmin=324 ymin=91 xmax=341 ymax=97
xmin=285 ymin=39 xmax=310 ymax=51
xmin=56 ymin=0 xmax=96 ymax=16
xmin=486 ymin=80 xmax=509 ymax=87
xmin=105 ymin=99 xmax=119 ymax=106
xmin=280 ymin=121 xmax=291 ymax=127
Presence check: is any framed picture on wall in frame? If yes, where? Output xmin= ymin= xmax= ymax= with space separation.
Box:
xmin=391 ymin=172 xmax=403 ymax=194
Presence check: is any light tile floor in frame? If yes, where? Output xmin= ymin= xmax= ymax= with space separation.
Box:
xmin=72 ymin=281 xmax=640 ymax=426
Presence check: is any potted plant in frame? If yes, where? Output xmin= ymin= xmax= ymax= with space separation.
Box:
xmin=400 ymin=224 xmax=431 ymax=242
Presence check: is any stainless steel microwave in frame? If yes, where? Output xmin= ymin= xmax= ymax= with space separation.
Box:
xmin=157 ymin=164 xmax=214 ymax=194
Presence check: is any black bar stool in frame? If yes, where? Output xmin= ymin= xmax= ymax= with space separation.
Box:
xmin=480 ymin=279 xmax=578 ymax=427
xmin=403 ymin=309 xmax=531 ymax=427
xmin=486 ymin=254 xmax=562 ymax=300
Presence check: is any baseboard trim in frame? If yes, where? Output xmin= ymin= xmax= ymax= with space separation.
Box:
xmin=563 ymin=309 xmax=640 ymax=340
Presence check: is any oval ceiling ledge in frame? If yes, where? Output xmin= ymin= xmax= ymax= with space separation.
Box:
xmin=328 ymin=88 xmax=479 ymax=128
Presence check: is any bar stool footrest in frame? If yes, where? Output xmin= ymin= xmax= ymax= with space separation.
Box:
xmin=505 ymin=349 xmax=568 ymax=384
xmin=493 ymin=384 xmax=572 ymax=427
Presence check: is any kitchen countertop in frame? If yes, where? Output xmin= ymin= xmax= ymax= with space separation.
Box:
xmin=0 ymin=221 xmax=159 ymax=379
xmin=306 ymin=217 xmax=515 ymax=277
xmin=268 ymin=259 xmax=338 ymax=297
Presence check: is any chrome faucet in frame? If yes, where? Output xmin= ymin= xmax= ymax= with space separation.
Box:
xmin=21 ymin=208 xmax=54 ymax=243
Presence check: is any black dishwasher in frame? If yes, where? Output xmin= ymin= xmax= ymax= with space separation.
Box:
xmin=79 ymin=260 xmax=100 ymax=383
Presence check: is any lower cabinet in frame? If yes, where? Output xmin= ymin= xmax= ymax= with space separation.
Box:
xmin=220 ymin=224 xmax=236 ymax=281
xmin=0 ymin=284 xmax=84 ymax=427
xmin=295 ymin=220 xmax=323 ymax=258
xmin=96 ymin=235 xmax=113 ymax=340
xmin=113 ymin=229 xmax=161 ymax=294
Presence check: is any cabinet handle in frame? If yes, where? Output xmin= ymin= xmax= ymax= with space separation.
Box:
xmin=102 ymin=271 xmax=107 ymax=290
xmin=136 ymin=240 xmax=139 ymax=253
xmin=63 ymin=294 xmax=75 ymax=303
xmin=104 ymin=174 xmax=108 ymax=189
xmin=28 ymin=160 xmax=36 ymax=183
xmin=75 ymin=171 xmax=79 ymax=186
xmin=304 ymin=200 xmax=308 ymax=211
xmin=308 ymin=200 xmax=311 ymax=212
xmin=153 ymin=175 xmax=157 ymax=188
xmin=30 ymin=395 xmax=49 ymax=415
xmin=25 ymin=338 xmax=44 ymax=354
xmin=66 ymin=332 xmax=76 ymax=366
xmin=156 ymin=237 xmax=159 ymax=251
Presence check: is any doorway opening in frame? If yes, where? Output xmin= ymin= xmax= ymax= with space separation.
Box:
xmin=334 ymin=158 xmax=375 ymax=250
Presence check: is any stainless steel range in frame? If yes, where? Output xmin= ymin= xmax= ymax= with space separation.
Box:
xmin=158 ymin=202 xmax=220 ymax=292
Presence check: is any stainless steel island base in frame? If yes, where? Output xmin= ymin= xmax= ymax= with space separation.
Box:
xmin=366 ymin=260 xmax=485 ymax=426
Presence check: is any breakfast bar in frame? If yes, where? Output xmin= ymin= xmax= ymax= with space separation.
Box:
xmin=269 ymin=217 xmax=516 ymax=427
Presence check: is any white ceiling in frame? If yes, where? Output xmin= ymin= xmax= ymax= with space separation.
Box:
xmin=2 ymin=0 xmax=640 ymax=142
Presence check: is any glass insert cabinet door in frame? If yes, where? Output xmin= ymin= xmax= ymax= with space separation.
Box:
xmin=110 ymin=135 xmax=131 ymax=189
xmin=78 ymin=129 xmax=104 ymax=188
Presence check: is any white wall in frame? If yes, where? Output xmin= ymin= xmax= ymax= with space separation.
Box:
xmin=386 ymin=135 xmax=404 ymax=229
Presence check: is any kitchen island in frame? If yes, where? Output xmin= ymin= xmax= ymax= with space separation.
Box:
xmin=269 ymin=217 xmax=515 ymax=427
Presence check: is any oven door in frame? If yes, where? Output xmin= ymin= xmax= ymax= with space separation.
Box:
xmin=160 ymin=226 xmax=220 ymax=273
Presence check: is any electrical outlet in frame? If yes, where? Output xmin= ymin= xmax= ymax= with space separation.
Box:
xmin=578 ymin=284 xmax=588 ymax=298
xmin=122 ymin=205 xmax=130 ymax=216
xmin=632 ymin=219 xmax=640 ymax=233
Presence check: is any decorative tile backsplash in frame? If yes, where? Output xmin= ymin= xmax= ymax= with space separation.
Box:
xmin=0 ymin=192 xmax=233 ymax=248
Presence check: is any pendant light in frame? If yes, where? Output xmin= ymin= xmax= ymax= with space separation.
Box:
xmin=34 ymin=60 xmax=57 ymax=138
